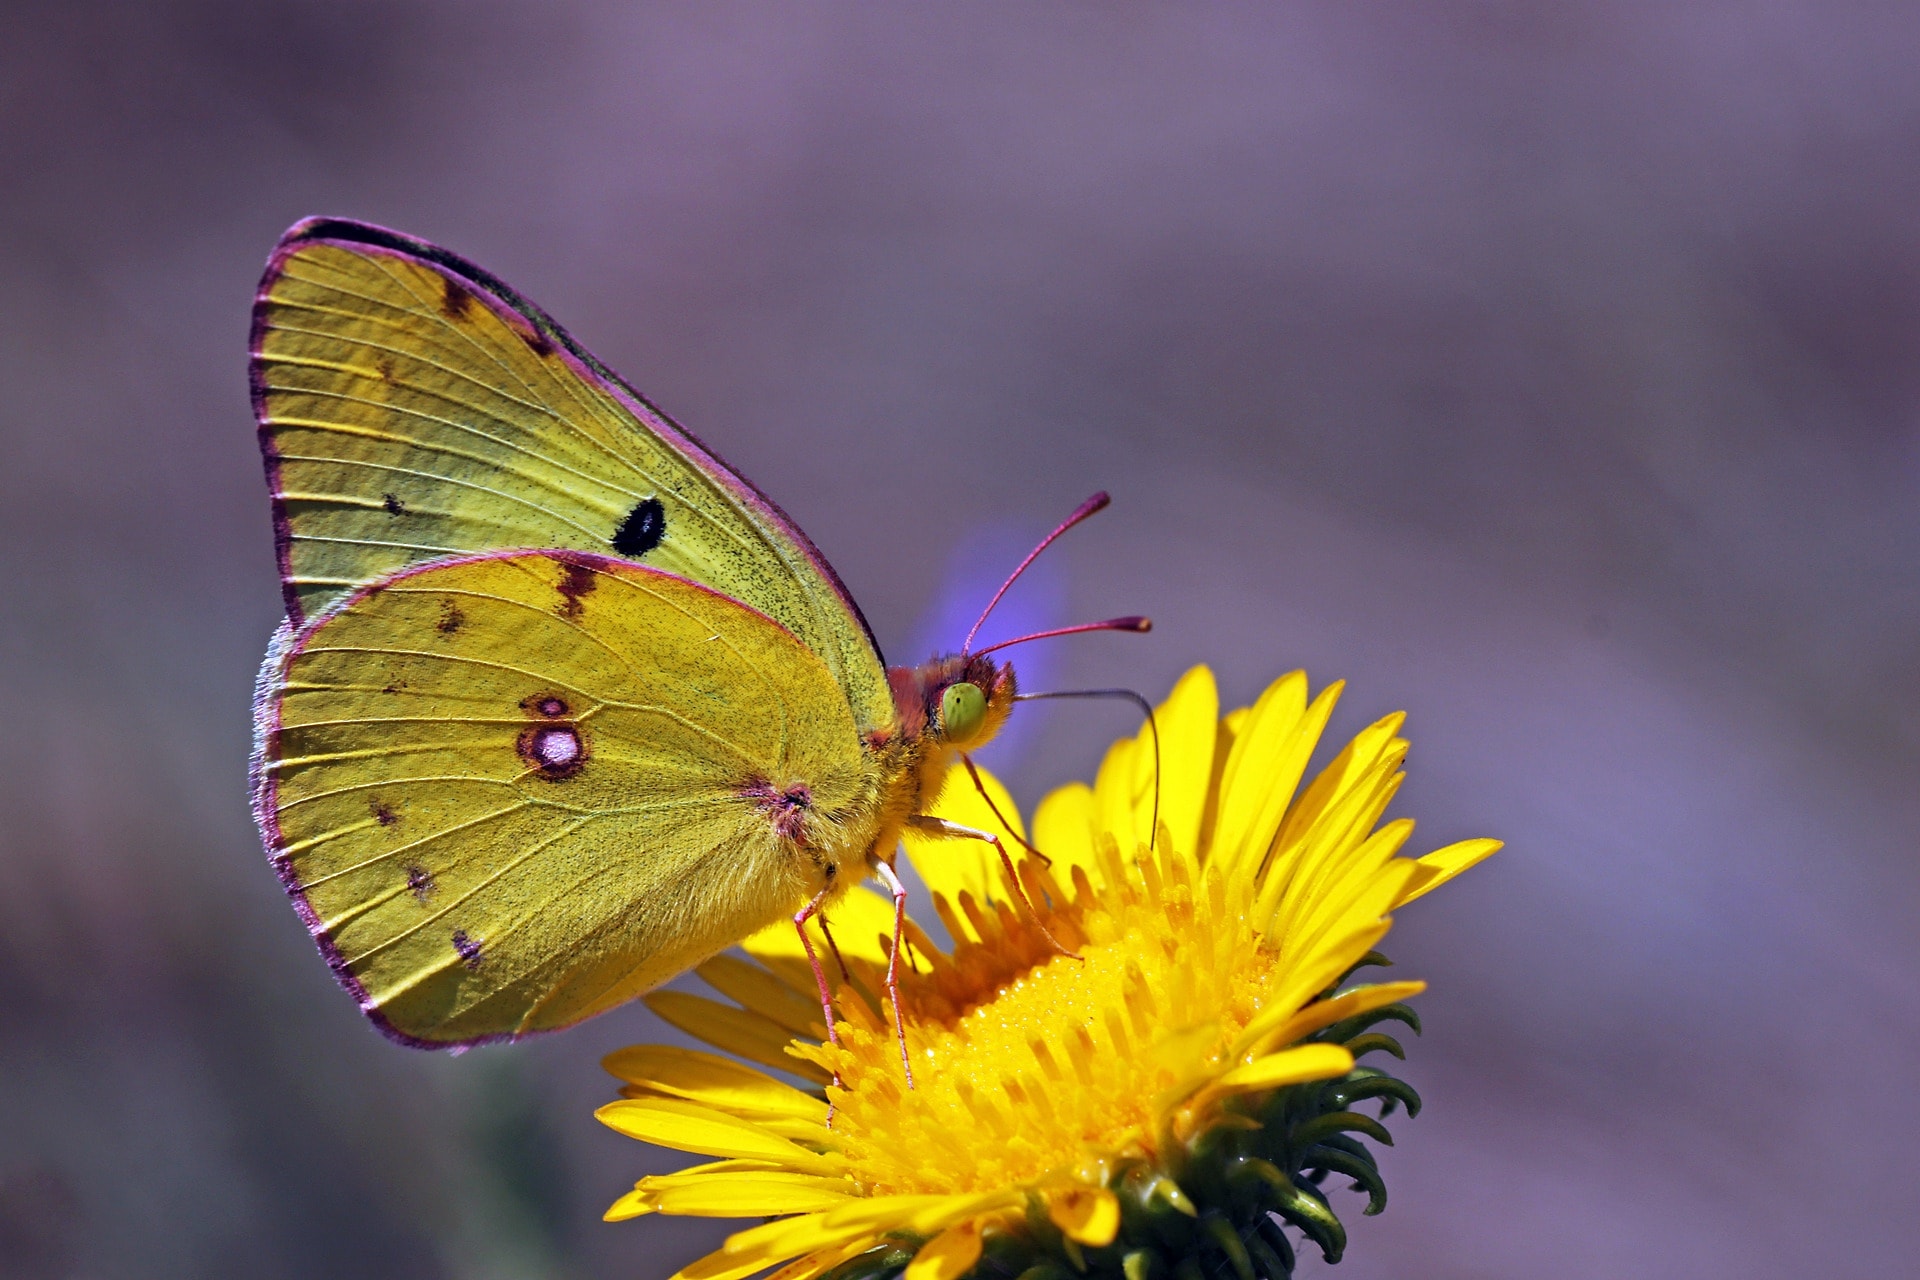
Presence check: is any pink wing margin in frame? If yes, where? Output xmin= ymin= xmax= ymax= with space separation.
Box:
xmin=250 ymin=215 xmax=883 ymax=668
xmin=244 ymin=611 xmax=446 ymax=1046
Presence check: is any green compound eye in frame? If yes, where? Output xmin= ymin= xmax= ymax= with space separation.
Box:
xmin=939 ymin=681 xmax=988 ymax=743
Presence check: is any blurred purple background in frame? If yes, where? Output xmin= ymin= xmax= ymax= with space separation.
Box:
xmin=3 ymin=4 xmax=1917 ymax=1277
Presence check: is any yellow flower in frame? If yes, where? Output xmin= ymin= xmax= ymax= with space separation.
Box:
xmin=598 ymin=667 xmax=1499 ymax=1280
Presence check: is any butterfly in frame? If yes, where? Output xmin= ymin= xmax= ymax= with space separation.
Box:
xmin=248 ymin=218 xmax=1147 ymax=1055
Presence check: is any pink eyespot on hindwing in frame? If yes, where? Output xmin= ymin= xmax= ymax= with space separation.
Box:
xmin=521 ymin=693 xmax=570 ymax=718
xmin=518 ymin=723 xmax=586 ymax=779
xmin=515 ymin=692 xmax=587 ymax=779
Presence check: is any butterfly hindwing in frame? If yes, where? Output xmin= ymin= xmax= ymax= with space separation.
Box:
xmin=255 ymin=550 xmax=879 ymax=1046
xmin=252 ymin=218 xmax=892 ymax=731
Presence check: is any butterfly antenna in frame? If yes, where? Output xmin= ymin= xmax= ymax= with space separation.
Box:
xmin=972 ymin=615 xmax=1150 ymax=657
xmin=1013 ymin=688 xmax=1161 ymax=853
xmin=962 ymin=492 xmax=1112 ymax=655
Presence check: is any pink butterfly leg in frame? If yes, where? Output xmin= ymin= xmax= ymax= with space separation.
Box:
xmin=904 ymin=814 xmax=1082 ymax=961
xmin=793 ymin=883 xmax=843 ymax=1105
xmin=815 ymin=910 xmax=853 ymax=982
xmin=961 ymin=754 xmax=1054 ymax=866
xmin=872 ymin=860 xmax=916 ymax=1089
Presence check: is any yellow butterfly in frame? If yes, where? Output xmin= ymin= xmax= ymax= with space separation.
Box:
xmin=248 ymin=218 xmax=1145 ymax=1055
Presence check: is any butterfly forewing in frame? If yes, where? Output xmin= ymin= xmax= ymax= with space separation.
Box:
xmin=258 ymin=551 xmax=879 ymax=1046
xmin=253 ymin=219 xmax=892 ymax=732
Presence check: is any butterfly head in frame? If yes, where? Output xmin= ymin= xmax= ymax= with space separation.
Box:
xmin=890 ymin=653 xmax=1016 ymax=752
xmin=935 ymin=654 xmax=1016 ymax=750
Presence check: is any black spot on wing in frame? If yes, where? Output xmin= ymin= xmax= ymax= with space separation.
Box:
xmin=382 ymin=492 xmax=405 ymax=516
xmin=612 ymin=497 xmax=666 ymax=558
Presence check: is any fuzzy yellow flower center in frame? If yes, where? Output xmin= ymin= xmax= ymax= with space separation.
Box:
xmin=817 ymin=843 xmax=1281 ymax=1197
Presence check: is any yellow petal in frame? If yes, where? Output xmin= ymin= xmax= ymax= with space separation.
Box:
xmin=1224 ymin=671 xmax=1306 ymax=770
xmin=1046 ymin=1186 xmax=1121 ymax=1246
xmin=698 ymin=953 xmax=830 ymax=1037
xmin=1254 ymin=749 xmax=1404 ymax=936
xmin=603 ymin=1187 xmax=657 ymax=1221
xmin=819 ymin=1193 xmax=954 ymax=1231
xmin=1147 ymin=1020 xmax=1224 ymax=1078
xmin=703 ymin=1197 xmax=925 ymax=1274
xmin=1280 ymin=859 xmax=1419 ymax=973
xmin=1210 ymin=1042 xmax=1355 ymax=1095
xmin=1194 ymin=708 xmax=1242 ymax=864
xmin=1093 ymin=735 xmax=1142 ymax=850
xmin=761 ymin=1240 xmax=878 ymax=1280
xmin=1215 ymin=676 xmax=1338 ymax=881
xmin=1394 ymin=837 xmax=1502 ymax=906
xmin=693 ymin=1197 xmax=949 ymax=1279
xmin=646 ymin=1176 xmax=855 ymax=1217
xmin=601 ymin=1044 xmax=828 ymax=1122
xmin=1031 ymin=781 xmax=1102 ymax=895
xmin=836 ymin=882 xmax=907 ymax=962
xmin=905 ymin=1221 xmax=983 ymax=1280
xmin=1237 ymin=980 xmax=1425 ymax=1060
xmin=717 ymin=1210 xmax=843 ymax=1255
xmin=738 ymin=912 xmax=809 ymax=964
xmin=678 ymin=1236 xmax=820 ymax=1280
xmin=1272 ymin=711 xmax=1404 ymax=857
xmin=677 ymin=1254 xmax=775 ymax=1280
xmin=1267 ymin=807 xmax=1412 ymax=941
xmin=1090 ymin=668 xmax=1218 ymax=859
xmin=740 ymin=885 xmax=898 ymax=967
xmin=1250 ymin=918 xmax=1392 ymax=1037
xmin=640 ymin=1166 xmax=844 ymax=1192
xmin=644 ymin=991 xmax=832 ymax=1085
xmin=595 ymin=1098 xmax=839 ymax=1173
xmin=1214 ymin=672 xmax=1308 ymax=855
xmin=1147 ymin=665 xmax=1219 ymax=860
xmin=935 ymin=759 xmax=1027 ymax=840
xmin=899 ymin=1190 xmax=1023 ymax=1235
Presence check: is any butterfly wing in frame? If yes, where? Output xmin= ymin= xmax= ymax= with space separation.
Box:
xmin=252 ymin=218 xmax=892 ymax=731
xmin=254 ymin=550 xmax=879 ymax=1047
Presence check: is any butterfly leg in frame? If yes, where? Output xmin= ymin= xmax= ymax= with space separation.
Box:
xmin=815 ymin=910 xmax=854 ymax=983
xmin=904 ymin=815 xmax=1082 ymax=961
xmin=961 ymin=754 xmax=1053 ymax=866
xmin=793 ymin=883 xmax=843 ymax=1101
xmin=872 ymin=860 xmax=916 ymax=1089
